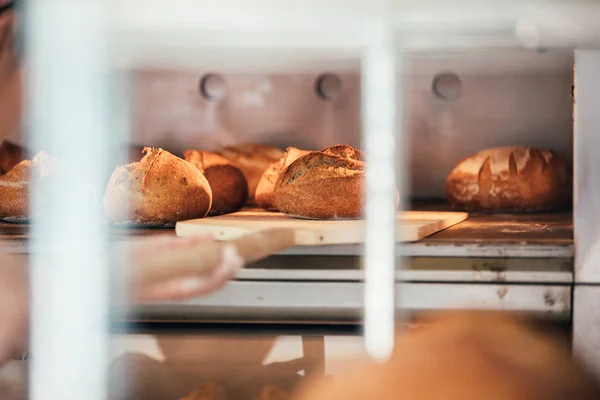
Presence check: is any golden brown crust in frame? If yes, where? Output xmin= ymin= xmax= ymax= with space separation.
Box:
xmin=0 ymin=152 xmax=54 ymax=219
xmin=0 ymin=140 xmax=28 ymax=175
xmin=216 ymin=144 xmax=284 ymax=204
xmin=296 ymin=311 xmax=600 ymax=400
xmin=255 ymin=147 xmax=311 ymax=211
xmin=184 ymin=150 xmax=248 ymax=216
xmin=0 ymin=160 xmax=35 ymax=219
xmin=104 ymin=148 xmax=212 ymax=225
xmin=446 ymin=146 xmax=572 ymax=212
xmin=274 ymin=144 xmax=365 ymax=219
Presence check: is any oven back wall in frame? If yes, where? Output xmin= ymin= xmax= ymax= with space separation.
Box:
xmin=131 ymin=50 xmax=573 ymax=198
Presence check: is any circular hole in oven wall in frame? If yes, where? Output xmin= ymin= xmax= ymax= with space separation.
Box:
xmin=315 ymin=73 xmax=342 ymax=102
xmin=432 ymin=72 xmax=462 ymax=102
xmin=199 ymin=73 xmax=226 ymax=101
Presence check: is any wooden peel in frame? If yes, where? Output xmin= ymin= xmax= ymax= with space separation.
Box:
xmin=140 ymin=210 xmax=467 ymax=283
xmin=127 ymin=228 xmax=295 ymax=288
xmin=124 ymin=210 xmax=467 ymax=289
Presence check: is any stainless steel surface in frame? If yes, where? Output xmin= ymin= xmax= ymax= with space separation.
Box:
xmin=574 ymin=50 xmax=600 ymax=283
xmin=130 ymin=50 xmax=572 ymax=198
xmin=123 ymin=281 xmax=571 ymax=322
xmin=239 ymin=269 xmax=571 ymax=283
xmin=573 ymin=285 xmax=600 ymax=379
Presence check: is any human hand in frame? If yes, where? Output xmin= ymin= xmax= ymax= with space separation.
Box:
xmin=118 ymin=234 xmax=244 ymax=301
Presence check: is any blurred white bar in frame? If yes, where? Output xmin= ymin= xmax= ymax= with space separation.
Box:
xmin=27 ymin=1 xmax=111 ymax=399
xmin=362 ymin=19 xmax=397 ymax=362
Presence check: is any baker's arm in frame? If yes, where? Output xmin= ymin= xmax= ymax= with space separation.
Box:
xmin=0 ymin=234 xmax=244 ymax=366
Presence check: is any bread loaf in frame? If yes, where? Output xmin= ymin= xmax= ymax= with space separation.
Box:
xmin=255 ymin=147 xmax=311 ymax=211
xmin=0 ymin=152 xmax=55 ymax=219
xmin=273 ymin=144 xmax=365 ymax=219
xmin=216 ymin=144 xmax=284 ymax=204
xmin=0 ymin=140 xmax=27 ymax=175
xmin=184 ymin=150 xmax=248 ymax=216
xmin=104 ymin=147 xmax=212 ymax=225
xmin=446 ymin=146 xmax=571 ymax=212
xmin=296 ymin=311 xmax=600 ymax=400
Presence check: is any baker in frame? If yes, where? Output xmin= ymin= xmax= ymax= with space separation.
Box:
xmin=0 ymin=1 xmax=244 ymax=366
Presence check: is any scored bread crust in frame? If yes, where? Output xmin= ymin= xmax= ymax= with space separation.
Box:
xmin=0 ymin=140 xmax=28 ymax=175
xmin=255 ymin=147 xmax=311 ymax=211
xmin=446 ymin=146 xmax=572 ymax=212
xmin=184 ymin=150 xmax=248 ymax=216
xmin=104 ymin=147 xmax=212 ymax=225
xmin=216 ymin=144 xmax=284 ymax=204
xmin=274 ymin=144 xmax=365 ymax=219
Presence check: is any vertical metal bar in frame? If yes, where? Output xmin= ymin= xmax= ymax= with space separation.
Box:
xmin=574 ymin=50 xmax=600 ymax=283
xmin=26 ymin=1 xmax=111 ymax=399
xmin=362 ymin=18 xmax=398 ymax=361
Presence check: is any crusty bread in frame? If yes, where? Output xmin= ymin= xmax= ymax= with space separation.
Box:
xmin=446 ymin=146 xmax=571 ymax=212
xmin=0 ymin=140 xmax=27 ymax=175
xmin=104 ymin=147 xmax=212 ymax=225
xmin=184 ymin=150 xmax=248 ymax=216
xmin=273 ymin=144 xmax=365 ymax=219
xmin=216 ymin=144 xmax=284 ymax=204
xmin=295 ymin=311 xmax=600 ymax=400
xmin=0 ymin=152 xmax=54 ymax=219
xmin=255 ymin=147 xmax=311 ymax=211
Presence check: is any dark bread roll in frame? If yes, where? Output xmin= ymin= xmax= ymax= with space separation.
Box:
xmin=446 ymin=146 xmax=571 ymax=212
xmin=295 ymin=311 xmax=600 ymax=400
xmin=104 ymin=147 xmax=212 ymax=225
xmin=216 ymin=144 xmax=284 ymax=204
xmin=274 ymin=144 xmax=365 ymax=219
xmin=184 ymin=150 xmax=248 ymax=216
xmin=0 ymin=140 xmax=28 ymax=175
xmin=255 ymin=147 xmax=311 ymax=211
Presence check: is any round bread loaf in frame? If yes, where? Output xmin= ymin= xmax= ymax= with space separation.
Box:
xmin=255 ymin=147 xmax=311 ymax=211
xmin=104 ymin=147 xmax=212 ymax=225
xmin=295 ymin=311 xmax=600 ymax=400
xmin=0 ymin=152 xmax=59 ymax=219
xmin=0 ymin=140 xmax=27 ymax=175
xmin=184 ymin=150 xmax=248 ymax=216
xmin=446 ymin=146 xmax=571 ymax=212
xmin=273 ymin=144 xmax=365 ymax=219
xmin=216 ymin=144 xmax=284 ymax=204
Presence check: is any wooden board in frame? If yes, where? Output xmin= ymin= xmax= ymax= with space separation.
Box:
xmin=176 ymin=210 xmax=468 ymax=244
